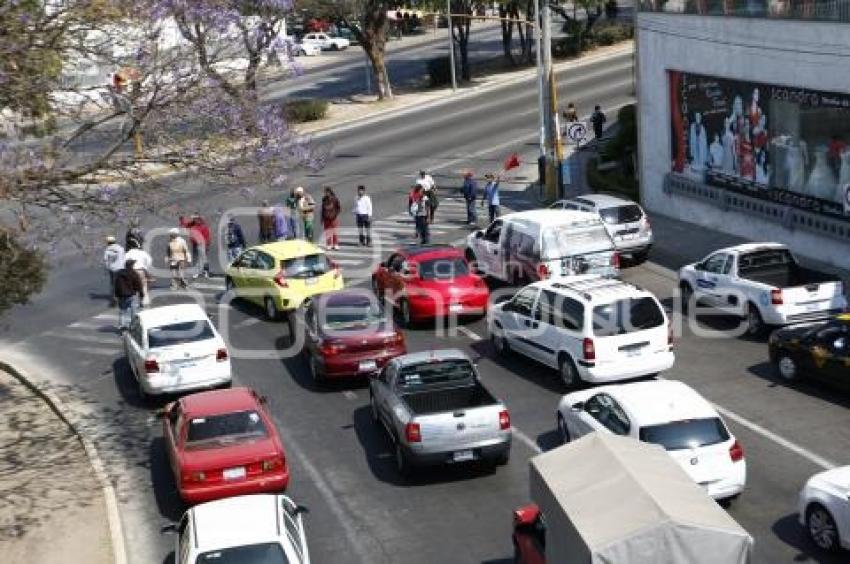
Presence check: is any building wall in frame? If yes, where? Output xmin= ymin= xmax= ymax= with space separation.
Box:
xmin=636 ymin=13 xmax=850 ymax=266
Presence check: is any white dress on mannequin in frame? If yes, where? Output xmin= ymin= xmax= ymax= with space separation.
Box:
xmin=805 ymin=146 xmax=836 ymax=200
xmin=786 ymin=143 xmax=805 ymax=192
xmin=835 ymin=150 xmax=850 ymax=203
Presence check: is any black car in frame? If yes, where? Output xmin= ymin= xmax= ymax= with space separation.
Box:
xmin=768 ymin=315 xmax=850 ymax=390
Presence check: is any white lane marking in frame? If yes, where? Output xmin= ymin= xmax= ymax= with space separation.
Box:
xmin=67 ymin=320 xmax=104 ymax=329
xmin=94 ymin=312 xmax=119 ymax=321
xmin=457 ymin=326 xmax=482 ymax=341
xmin=513 ymin=427 xmax=543 ymax=454
xmin=333 ymin=259 xmax=366 ymax=266
xmin=189 ymin=281 xmax=225 ymax=291
xmin=234 ymin=317 xmax=262 ymax=329
xmin=342 ymin=390 xmax=357 ymax=401
xmin=325 ymin=249 xmax=383 ymax=258
xmin=45 ymin=331 xmax=119 ymax=345
xmin=370 ymin=225 xmax=448 ymax=235
xmin=74 ymin=346 xmax=121 ymax=356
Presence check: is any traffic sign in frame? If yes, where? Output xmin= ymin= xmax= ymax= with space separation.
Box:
xmin=566 ymin=121 xmax=588 ymax=144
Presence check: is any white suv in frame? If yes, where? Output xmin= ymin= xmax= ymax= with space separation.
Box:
xmin=301 ymin=32 xmax=350 ymax=51
xmin=550 ymin=194 xmax=653 ymax=262
xmin=488 ymin=275 xmax=674 ymax=387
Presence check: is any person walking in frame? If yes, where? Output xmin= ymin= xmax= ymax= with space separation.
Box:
xmin=103 ymin=236 xmax=125 ymax=306
xmin=257 ymin=200 xmax=275 ymax=243
xmin=114 ymin=258 xmax=144 ymax=331
xmin=321 ymin=186 xmax=341 ymax=250
xmin=353 ymin=185 xmax=373 ymax=246
xmin=273 ymin=204 xmax=289 ymax=241
xmin=295 ymin=187 xmax=316 ymax=241
xmin=590 ymin=105 xmax=607 ymax=143
xmin=461 ymin=172 xmax=478 ymax=225
xmin=285 ymin=189 xmax=299 ymax=239
xmin=166 ymin=227 xmax=191 ymax=290
xmin=482 ymin=173 xmax=501 ymax=224
xmin=125 ymin=221 xmax=144 ymax=250
xmin=224 ymin=216 xmax=246 ymax=263
xmin=563 ymin=102 xmax=579 ymax=123
xmin=413 ymin=185 xmax=431 ymax=244
xmin=416 ymin=170 xmax=438 ymax=223
xmin=188 ymin=213 xmax=211 ymax=278
xmin=125 ymin=240 xmax=153 ymax=306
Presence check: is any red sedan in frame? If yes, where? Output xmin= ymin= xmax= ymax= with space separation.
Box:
xmin=301 ymin=290 xmax=406 ymax=383
xmin=512 ymin=503 xmax=546 ymax=563
xmin=371 ymin=244 xmax=489 ymax=327
xmin=162 ymin=387 xmax=289 ymax=505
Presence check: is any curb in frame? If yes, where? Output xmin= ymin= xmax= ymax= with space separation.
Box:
xmin=0 ymin=360 xmax=127 ymax=564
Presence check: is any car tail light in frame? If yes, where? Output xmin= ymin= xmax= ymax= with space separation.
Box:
xmin=405 ymin=422 xmax=421 ymax=443
xmin=499 ymin=410 xmax=511 ymax=430
xmin=329 ymin=259 xmax=341 ymax=280
xmin=144 ymin=358 xmax=159 ymax=373
xmin=273 ymin=270 xmax=288 ymax=288
xmin=383 ymin=333 xmax=405 ymax=345
xmin=182 ymin=471 xmax=206 ymax=483
xmin=537 ymin=263 xmax=550 ymax=280
xmin=582 ymin=338 xmax=595 ymax=361
xmin=771 ymin=289 xmax=783 ymax=305
xmin=611 ymin=252 xmax=620 ymax=269
xmin=262 ymin=457 xmax=284 ymax=472
xmin=319 ymin=340 xmax=346 ymax=356
xmin=729 ymin=440 xmax=744 ymax=462
xmin=216 ymin=348 xmax=228 ymax=362
xmin=641 ymin=216 xmax=651 ymax=232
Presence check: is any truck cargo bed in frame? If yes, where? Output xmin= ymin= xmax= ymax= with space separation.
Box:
xmin=402 ymin=384 xmax=498 ymax=415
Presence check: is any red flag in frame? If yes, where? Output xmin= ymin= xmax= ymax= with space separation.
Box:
xmin=503 ymin=153 xmax=521 ymax=171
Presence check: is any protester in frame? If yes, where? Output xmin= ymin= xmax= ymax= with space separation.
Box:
xmin=273 ymin=204 xmax=289 ymax=241
xmin=412 ymin=184 xmax=431 ymax=244
xmin=353 ymin=185 xmax=373 ymax=246
xmin=188 ymin=213 xmax=211 ymax=278
xmin=295 ymin=187 xmax=316 ymax=241
xmin=114 ymin=258 xmax=144 ymax=331
xmin=321 ymin=186 xmax=341 ymax=250
xmin=125 ymin=241 xmax=153 ymax=306
xmin=408 ymin=183 xmax=422 ymax=238
xmin=257 ymin=200 xmax=275 ymax=243
xmin=224 ymin=216 xmax=246 ymax=262
xmin=166 ymin=227 xmax=191 ymax=290
xmin=590 ymin=105 xmax=607 ymax=142
xmin=482 ymin=173 xmax=501 ymax=223
xmin=103 ymin=236 xmax=125 ymax=306
xmin=417 ymin=170 xmax=438 ymax=223
xmin=461 ymin=171 xmax=478 ymax=225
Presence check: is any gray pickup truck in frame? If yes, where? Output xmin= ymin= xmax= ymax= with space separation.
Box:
xmin=369 ymin=349 xmax=512 ymax=476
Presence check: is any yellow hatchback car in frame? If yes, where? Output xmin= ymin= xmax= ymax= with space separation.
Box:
xmin=224 ymin=241 xmax=344 ymax=320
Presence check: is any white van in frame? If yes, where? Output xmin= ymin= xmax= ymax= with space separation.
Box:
xmin=464 ymin=210 xmax=619 ymax=284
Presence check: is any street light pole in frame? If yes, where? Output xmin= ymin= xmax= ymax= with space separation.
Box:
xmin=534 ymin=0 xmax=545 ymax=158
xmin=447 ymin=0 xmax=457 ymax=91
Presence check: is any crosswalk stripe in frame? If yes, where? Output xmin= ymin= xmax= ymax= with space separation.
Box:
xmin=75 ymin=345 xmax=122 ymax=356
xmin=45 ymin=331 xmax=119 ymax=345
xmin=333 ymin=259 xmax=365 ymax=266
xmin=93 ymin=312 xmax=119 ymax=321
xmin=190 ymin=282 xmax=226 ymax=291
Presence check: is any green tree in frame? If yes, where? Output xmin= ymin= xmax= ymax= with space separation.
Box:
xmin=0 ymin=229 xmax=46 ymax=315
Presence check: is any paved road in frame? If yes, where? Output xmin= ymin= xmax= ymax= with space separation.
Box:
xmin=3 ymin=48 xmax=847 ymax=564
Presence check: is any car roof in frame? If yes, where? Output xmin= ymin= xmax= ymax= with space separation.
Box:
xmin=531 ymin=275 xmax=652 ymax=303
xmin=570 ymin=193 xmax=638 ymax=207
xmin=710 ymin=242 xmax=787 ymax=255
xmin=180 ymin=387 xmax=259 ymax=417
xmin=499 ymin=209 xmax=601 ymax=228
xmin=604 ymin=380 xmax=719 ymax=427
xmin=396 ymin=244 xmax=461 ymax=260
xmin=191 ymin=494 xmax=287 ymax=552
xmin=314 ymin=289 xmax=374 ymax=309
xmin=251 ymin=240 xmax=324 ymax=260
xmin=136 ymin=303 xmax=209 ymax=327
xmin=392 ymin=348 xmax=470 ymax=367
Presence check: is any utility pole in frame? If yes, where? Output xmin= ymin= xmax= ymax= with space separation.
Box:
xmin=534 ymin=0 xmax=545 ymax=158
xmin=540 ymin=0 xmax=559 ymax=201
xmin=447 ymin=0 xmax=457 ymax=91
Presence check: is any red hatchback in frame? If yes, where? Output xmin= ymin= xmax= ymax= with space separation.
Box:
xmin=162 ymin=387 xmax=289 ymax=505
xmin=371 ymin=244 xmax=489 ymax=326
xmin=301 ymin=290 xmax=406 ymax=382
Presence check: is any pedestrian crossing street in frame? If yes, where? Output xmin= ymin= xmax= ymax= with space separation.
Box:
xmin=32 ymin=198 xmax=480 ymax=369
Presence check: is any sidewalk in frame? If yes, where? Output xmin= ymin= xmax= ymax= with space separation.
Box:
xmin=0 ymin=370 xmax=112 ymax=564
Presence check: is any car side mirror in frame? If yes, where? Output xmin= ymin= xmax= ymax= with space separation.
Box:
xmin=475 ymin=231 xmax=484 ymax=239
xmin=160 ymin=523 xmax=177 ymax=535
xmin=570 ymin=402 xmax=584 ymax=412
xmin=694 ymin=262 xmax=705 ymax=271
xmin=258 ymin=394 xmax=268 ymax=405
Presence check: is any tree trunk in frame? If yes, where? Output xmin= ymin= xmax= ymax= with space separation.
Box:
xmin=364 ymin=41 xmax=393 ymax=100
xmin=348 ymin=2 xmax=393 ymax=100
xmin=499 ymin=4 xmax=515 ymax=65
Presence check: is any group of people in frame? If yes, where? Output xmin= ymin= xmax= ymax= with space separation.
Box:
xmin=104 ymin=222 xmax=154 ymax=330
xmin=408 ymin=170 xmax=439 ymax=244
xmin=462 ymin=171 xmax=502 ymax=226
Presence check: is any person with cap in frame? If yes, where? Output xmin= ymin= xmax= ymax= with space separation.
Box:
xmin=352 ymin=185 xmax=373 ymax=246
xmin=482 ymin=172 xmax=501 ymax=224
xmin=166 ymin=227 xmax=191 ymax=290
xmin=461 ymin=171 xmax=478 ymax=225
xmin=257 ymin=200 xmax=275 ymax=243
xmin=114 ymin=258 xmax=144 ymax=331
xmin=103 ymin=236 xmax=125 ymax=306
xmin=295 ymin=186 xmax=316 ymax=241
xmin=124 ymin=239 xmax=153 ymax=306
xmin=224 ymin=215 xmax=246 ymax=262
xmin=188 ymin=213 xmax=211 ymax=279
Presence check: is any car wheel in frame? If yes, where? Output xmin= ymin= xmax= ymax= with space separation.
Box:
xmin=745 ymin=303 xmax=765 ymax=337
xmin=298 ymin=48 xmax=306 ymax=56
xmin=679 ymin=282 xmax=693 ymax=313
xmin=491 ymin=323 xmax=510 ymax=356
xmin=633 ymin=250 xmax=649 ymax=264
xmin=309 ymin=356 xmax=324 ymax=385
xmin=330 ymin=43 xmax=339 ymax=51
xmin=395 ymin=442 xmax=410 ymax=477
xmin=495 ymin=450 xmax=510 ymax=467
xmin=807 ymin=504 xmax=840 ymax=552
xmin=557 ymin=413 xmax=571 ymax=444
xmin=399 ymin=299 xmax=413 ymax=328
xmin=264 ymin=296 xmax=279 ymax=321
xmin=775 ymin=353 xmax=799 ymax=382
xmin=558 ymin=355 xmax=580 ymax=389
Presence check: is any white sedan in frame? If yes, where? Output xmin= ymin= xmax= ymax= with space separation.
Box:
xmin=556 ymin=379 xmax=746 ymax=501
xmin=167 ymin=494 xmax=310 ymax=564
xmin=123 ymin=303 xmax=231 ymax=399
xmin=798 ymin=466 xmax=850 ymax=552
xmin=293 ymin=42 xmax=321 ymax=57
xmin=301 ymin=32 xmax=349 ymax=51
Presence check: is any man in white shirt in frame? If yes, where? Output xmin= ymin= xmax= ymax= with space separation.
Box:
xmin=103 ymin=236 xmax=125 ymax=306
xmin=125 ymin=242 xmax=154 ymax=306
xmin=352 ymin=184 xmax=373 ymax=246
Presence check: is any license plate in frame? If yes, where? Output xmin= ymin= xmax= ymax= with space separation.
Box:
xmin=625 ymin=348 xmax=643 ymax=357
xmin=223 ymin=466 xmax=246 ymax=481
xmin=803 ymin=303 xmax=822 ymax=312
xmin=174 ymin=360 xmax=197 ymax=369
xmin=449 ymin=304 xmax=464 ymax=313
xmin=305 ymin=277 xmax=318 ymax=286
xmin=620 ymin=233 xmax=636 ymax=240
xmin=358 ymin=360 xmax=377 ymax=372
xmin=453 ymin=450 xmax=474 ymax=462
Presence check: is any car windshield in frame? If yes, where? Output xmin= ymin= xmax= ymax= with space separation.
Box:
xmin=147 ymin=320 xmax=214 ymax=348
xmin=599 ymin=204 xmax=643 ymax=225
xmin=418 ymin=257 xmax=469 ymax=280
xmin=592 ymin=297 xmax=664 ymax=337
xmin=397 ymin=359 xmax=474 ymax=392
xmin=282 ymin=253 xmax=331 ymax=279
xmin=323 ymin=301 xmax=385 ymax=329
xmin=186 ymin=410 xmax=268 ymax=447
xmin=541 ymin=224 xmax=613 ymax=259
xmin=195 ymin=543 xmax=287 ymax=564
xmin=639 ymin=418 xmax=730 ymax=451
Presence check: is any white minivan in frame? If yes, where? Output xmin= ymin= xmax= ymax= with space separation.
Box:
xmin=465 ymin=210 xmax=619 ymax=284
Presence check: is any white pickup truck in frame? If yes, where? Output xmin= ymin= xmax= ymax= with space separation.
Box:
xmin=678 ymin=243 xmax=847 ymax=336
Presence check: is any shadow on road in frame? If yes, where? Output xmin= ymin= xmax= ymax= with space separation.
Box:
xmin=469 ymin=339 xmax=567 ymax=395
xmin=150 ymin=437 xmax=184 ymax=523
xmin=747 ymin=361 xmax=850 ymax=409
xmin=771 ymin=513 xmax=846 ymax=563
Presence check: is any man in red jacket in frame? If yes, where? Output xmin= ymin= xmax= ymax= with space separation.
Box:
xmin=188 ymin=213 xmax=211 ymax=278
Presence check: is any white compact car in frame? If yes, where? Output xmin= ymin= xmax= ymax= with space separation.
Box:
xmin=550 ymin=194 xmax=653 ymax=262
xmin=301 ymin=32 xmax=349 ymax=51
xmin=168 ymin=494 xmax=310 ymax=564
xmin=123 ymin=303 xmax=231 ymax=398
xmin=798 ymin=466 xmax=850 ymax=552
xmin=293 ymin=42 xmax=321 ymax=57
xmin=488 ymin=275 xmax=674 ymax=387
xmin=556 ymin=380 xmax=746 ymax=501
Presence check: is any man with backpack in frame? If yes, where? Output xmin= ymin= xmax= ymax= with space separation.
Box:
xmin=114 ymin=258 xmax=144 ymax=331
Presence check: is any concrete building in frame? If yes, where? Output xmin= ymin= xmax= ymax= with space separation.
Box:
xmin=636 ymin=1 xmax=850 ymax=267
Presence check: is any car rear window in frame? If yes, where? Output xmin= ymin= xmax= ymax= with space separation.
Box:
xmin=639 ymin=418 xmax=730 ymax=451
xmin=147 ymin=320 xmax=215 ymax=348
xmin=592 ymin=297 xmax=664 ymax=337
xmin=397 ymin=359 xmax=474 ymax=392
xmin=417 ymin=257 xmax=469 ymax=280
xmin=324 ymin=301 xmax=385 ymax=329
xmin=737 ymin=249 xmax=794 ymax=272
xmin=196 ymin=543 xmax=287 ymax=564
xmin=282 ymin=253 xmax=331 ymax=279
xmin=599 ymin=204 xmax=643 ymax=225
xmin=186 ymin=410 xmax=268 ymax=445
xmin=541 ymin=224 xmax=613 ymax=259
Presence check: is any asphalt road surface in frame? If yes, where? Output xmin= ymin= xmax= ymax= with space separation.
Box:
xmin=3 ymin=47 xmax=848 ymax=564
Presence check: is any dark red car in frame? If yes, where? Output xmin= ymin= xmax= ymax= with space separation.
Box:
xmin=301 ymin=290 xmax=406 ymax=382
xmin=513 ymin=503 xmax=546 ymax=563
xmin=371 ymin=244 xmax=489 ymax=327
xmin=162 ymin=387 xmax=289 ymax=505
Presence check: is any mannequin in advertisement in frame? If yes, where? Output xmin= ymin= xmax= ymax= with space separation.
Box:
xmin=805 ymin=145 xmax=836 ymax=200
xmin=739 ymin=129 xmax=755 ymax=180
xmin=786 ymin=140 xmax=806 ymax=192
xmin=709 ymin=133 xmax=724 ymax=170
xmin=689 ymin=111 xmax=709 ymax=174
xmin=748 ymin=88 xmax=763 ymax=128
xmin=722 ymin=117 xmax=737 ymax=173
xmin=836 ymin=150 xmax=850 ymax=203
xmin=755 ymin=150 xmax=769 ymax=185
